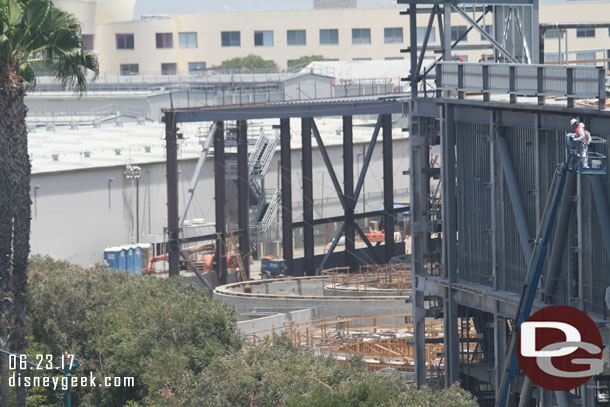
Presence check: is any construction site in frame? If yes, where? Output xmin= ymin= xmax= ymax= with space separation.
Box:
xmin=26 ymin=1 xmax=610 ymax=406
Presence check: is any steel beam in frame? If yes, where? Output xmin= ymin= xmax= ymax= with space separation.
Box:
xmin=354 ymin=117 xmax=382 ymax=203
xmin=382 ymin=114 xmax=395 ymax=262
xmin=442 ymin=104 xmax=459 ymax=385
xmin=415 ymin=5 xmax=437 ymax=83
xmin=169 ymin=99 xmax=404 ymax=122
xmin=214 ymin=121 xmax=227 ymax=285
xmin=498 ymin=136 xmax=533 ymax=262
xmin=165 ymin=112 xmax=180 ymax=277
xmin=590 ymin=176 xmax=610 ymax=265
xmin=343 ymin=116 xmax=356 ymax=271
xmin=290 ymin=206 xmax=410 ymax=228
xmin=280 ymin=118 xmax=293 ymax=275
xmin=237 ymin=120 xmax=250 ymax=279
xmin=311 ymin=120 xmax=346 ymax=209
xmin=494 ymin=314 xmax=507 ymax=400
xmin=302 ymin=118 xmax=314 ymax=276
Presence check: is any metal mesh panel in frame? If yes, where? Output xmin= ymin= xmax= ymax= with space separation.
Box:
xmin=456 ymin=122 xmax=492 ymax=286
xmin=463 ymin=64 xmax=482 ymax=90
xmin=543 ymin=66 xmax=567 ymax=95
xmin=442 ymin=63 xmax=458 ymax=87
xmin=515 ymin=65 xmax=537 ymax=94
xmin=489 ymin=64 xmax=509 ymax=91
xmin=502 ymin=126 xmax=537 ymax=293
xmin=573 ymin=68 xmax=599 ymax=98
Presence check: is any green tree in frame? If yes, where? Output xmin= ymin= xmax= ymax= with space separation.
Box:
xmin=218 ymin=54 xmax=278 ymax=71
xmin=0 ymin=1 xmax=98 ymax=405
xmin=287 ymin=55 xmax=328 ymax=69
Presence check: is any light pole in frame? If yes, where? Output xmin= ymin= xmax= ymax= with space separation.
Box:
xmin=125 ymin=165 xmax=142 ymax=243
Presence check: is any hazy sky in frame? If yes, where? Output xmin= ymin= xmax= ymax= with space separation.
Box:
xmin=132 ymin=0 xmax=603 ymax=19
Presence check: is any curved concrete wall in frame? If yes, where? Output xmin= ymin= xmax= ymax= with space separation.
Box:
xmin=214 ymin=276 xmax=411 ymax=321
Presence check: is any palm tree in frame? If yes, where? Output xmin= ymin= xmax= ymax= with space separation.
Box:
xmin=0 ymin=1 xmax=98 ymax=405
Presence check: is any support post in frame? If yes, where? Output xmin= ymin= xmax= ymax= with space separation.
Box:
xmin=494 ymin=314 xmax=507 ymax=400
xmin=409 ymin=3 xmax=418 ymax=97
xmin=237 ymin=120 xmax=250 ymax=279
xmin=302 ymin=118 xmax=314 ymax=276
xmin=165 ymin=112 xmax=180 ymax=277
xmin=343 ymin=116 xmax=356 ymax=271
xmin=537 ymin=66 xmax=545 ymax=106
xmin=280 ymin=118 xmax=293 ymax=275
xmin=591 ymin=176 xmax=610 ymax=265
xmin=382 ymin=114 xmax=395 ymax=262
xmin=567 ymin=67 xmax=574 ymax=108
xmin=442 ymin=104 xmax=459 ymax=385
xmin=214 ymin=121 xmax=227 ymax=284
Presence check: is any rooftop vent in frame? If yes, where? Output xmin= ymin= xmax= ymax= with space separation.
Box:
xmin=52 ymin=154 xmax=59 ymax=161
xmin=114 ymin=149 xmax=121 ymax=156
xmin=46 ymin=124 xmax=55 ymax=132
xmin=83 ymin=151 xmax=91 ymax=158
xmin=93 ymin=119 xmax=101 ymax=128
xmin=70 ymin=122 xmax=79 ymax=130
xmin=144 ymin=146 xmax=152 ymax=153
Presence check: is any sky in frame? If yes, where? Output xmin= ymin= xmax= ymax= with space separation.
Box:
xmin=132 ymin=0 xmax=605 ymax=19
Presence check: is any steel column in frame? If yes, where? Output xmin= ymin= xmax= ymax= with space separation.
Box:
xmin=382 ymin=114 xmax=395 ymax=261
xmin=280 ymin=118 xmax=293 ymax=275
xmin=302 ymin=118 xmax=314 ymax=276
xmin=165 ymin=112 xmax=180 ymax=277
xmin=409 ymin=3 xmax=418 ymax=96
xmin=237 ymin=120 xmax=250 ymax=279
xmin=214 ymin=121 xmax=227 ymax=285
xmin=343 ymin=116 xmax=356 ymax=271
xmin=410 ymin=106 xmax=429 ymax=388
xmin=494 ymin=314 xmax=507 ymax=400
xmin=498 ymin=136 xmax=533 ymax=262
xmin=442 ymin=104 xmax=459 ymax=385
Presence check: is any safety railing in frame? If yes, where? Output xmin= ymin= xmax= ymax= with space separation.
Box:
xmin=436 ymin=62 xmax=607 ymax=110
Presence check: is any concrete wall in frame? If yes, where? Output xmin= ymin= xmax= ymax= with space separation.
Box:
xmin=237 ymin=309 xmax=313 ymax=338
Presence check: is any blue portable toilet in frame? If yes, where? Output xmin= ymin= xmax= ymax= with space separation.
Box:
xmin=133 ymin=247 xmax=143 ymax=276
xmin=103 ymin=247 xmax=119 ymax=270
xmin=126 ymin=247 xmax=135 ymax=274
xmin=118 ymin=247 xmax=127 ymax=271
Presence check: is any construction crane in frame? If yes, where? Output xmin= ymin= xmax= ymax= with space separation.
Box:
xmin=496 ymin=133 xmax=607 ymax=407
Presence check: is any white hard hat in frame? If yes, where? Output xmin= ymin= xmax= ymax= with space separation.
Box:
xmin=570 ymin=118 xmax=579 ymax=126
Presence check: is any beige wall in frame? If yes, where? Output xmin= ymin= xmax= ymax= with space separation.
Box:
xmin=83 ymin=3 xmax=610 ymax=76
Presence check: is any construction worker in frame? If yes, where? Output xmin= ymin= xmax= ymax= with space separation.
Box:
xmin=570 ymin=118 xmax=591 ymax=168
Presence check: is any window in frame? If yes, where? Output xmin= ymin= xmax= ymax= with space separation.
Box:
xmin=179 ymin=32 xmax=197 ymax=48
xmin=480 ymin=25 xmax=492 ymax=41
xmin=254 ymin=30 xmax=273 ymax=46
xmin=451 ymin=26 xmax=468 ymax=42
xmin=544 ymin=53 xmax=560 ymax=63
xmin=320 ymin=29 xmax=338 ymax=45
xmin=352 ymin=28 xmax=371 ymax=44
xmin=120 ymin=64 xmax=139 ymax=75
xmin=576 ymin=28 xmax=595 ymax=38
xmin=156 ymin=33 xmax=173 ymax=48
xmin=188 ymin=62 xmax=206 ymax=74
xmin=385 ymin=57 xmax=403 ymax=60
xmin=116 ymin=33 xmax=134 ymax=49
xmin=353 ymin=58 xmax=372 ymax=61
xmin=385 ymin=27 xmax=403 ymax=44
xmin=575 ymin=51 xmax=596 ymax=66
xmin=545 ymin=29 xmax=562 ymax=39
xmin=82 ymin=34 xmax=94 ymax=50
xmin=415 ymin=27 xmax=435 ymax=43
xmin=221 ymin=31 xmax=240 ymax=47
xmin=287 ymin=29 xmax=306 ymax=46
xmin=161 ymin=63 xmax=177 ymax=75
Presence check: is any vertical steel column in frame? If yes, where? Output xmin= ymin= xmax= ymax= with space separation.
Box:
xmin=237 ymin=120 xmax=250 ymax=279
xmin=494 ymin=314 xmax=507 ymax=400
xmin=165 ymin=112 xmax=180 ymax=277
xmin=280 ymin=118 xmax=293 ymax=275
xmin=214 ymin=121 xmax=227 ymax=285
xmin=302 ymin=118 xmax=314 ymax=276
xmin=411 ymin=108 xmax=429 ymax=388
xmin=409 ymin=3 xmax=418 ymax=97
xmin=443 ymin=4 xmax=452 ymax=62
xmin=382 ymin=114 xmax=395 ymax=261
xmin=343 ymin=116 xmax=356 ymax=271
xmin=442 ymin=104 xmax=459 ymax=385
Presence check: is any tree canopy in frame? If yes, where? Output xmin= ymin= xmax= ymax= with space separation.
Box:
xmin=287 ymin=55 xmax=328 ymax=69
xmin=217 ymin=54 xmax=278 ymax=71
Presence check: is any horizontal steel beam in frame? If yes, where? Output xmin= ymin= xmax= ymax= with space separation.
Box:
xmin=398 ymin=0 xmax=535 ymax=4
xmin=291 ymin=206 xmax=409 ymax=229
xmin=165 ymin=98 xmax=407 ymax=122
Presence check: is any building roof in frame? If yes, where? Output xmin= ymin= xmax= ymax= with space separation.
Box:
xmin=301 ymin=60 xmax=416 ymax=82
